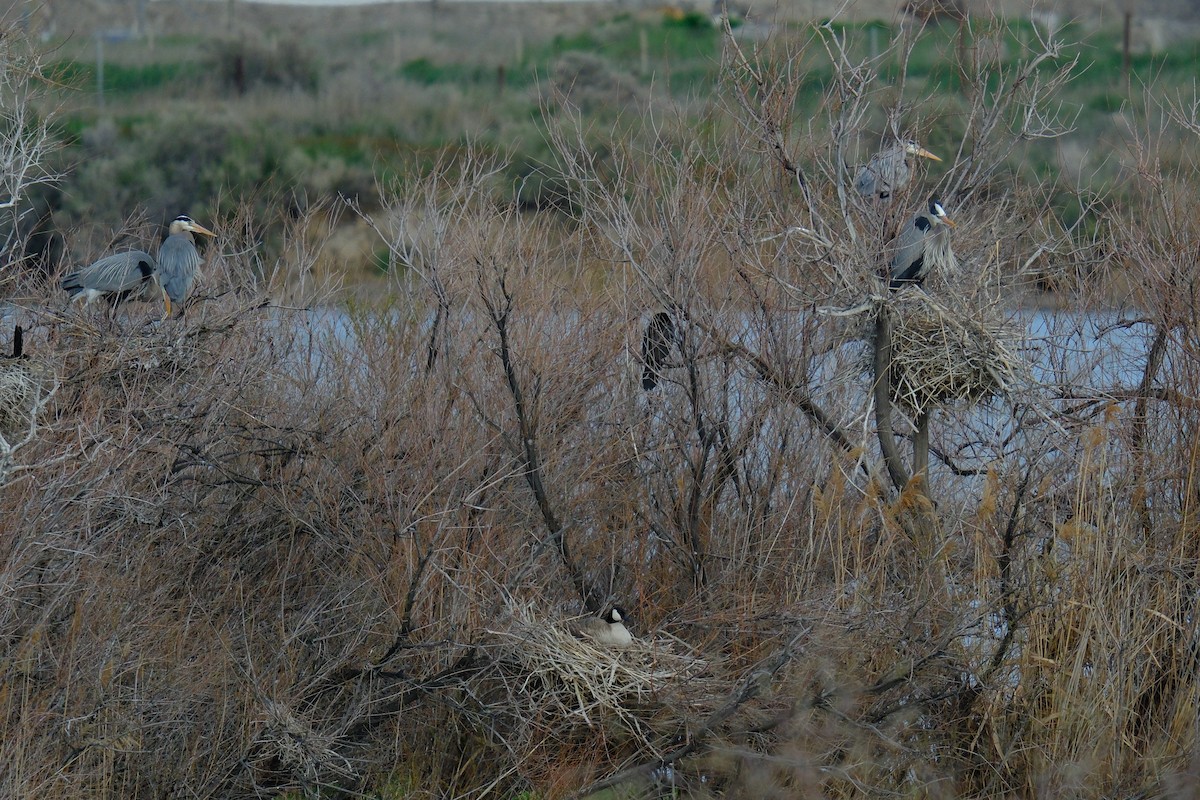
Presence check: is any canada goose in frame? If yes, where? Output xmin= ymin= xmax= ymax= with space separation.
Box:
xmin=572 ymin=606 xmax=633 ymax=649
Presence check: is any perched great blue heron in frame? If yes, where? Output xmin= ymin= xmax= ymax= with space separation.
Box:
xmin=855 ymin=139 xmax=941 ymax=200
xmin=61 ymin=215 xmax=216 ymax=317
xmin=889 ymin=196 xmax=957 ymax=290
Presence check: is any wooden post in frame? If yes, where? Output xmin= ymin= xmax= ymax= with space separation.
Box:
xmin=1122 ymin=11 xmax=1132 ymax=80
xmin=913 ymin=410 xmax=930 ymax=483
xmin=956 ymin=14 xmax=972 ymax=100
xmin=95 ymin=35 xmax=104 ymax=109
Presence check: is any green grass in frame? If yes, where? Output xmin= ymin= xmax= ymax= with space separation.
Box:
xmin=400 ymin=57 xmax=493 ymax=86
xmin=35 ymin=8 xmax=1200 ymax=256
xmin=536 ymin=16 xmax=720 ymax=72
xmin=48 ymin=57 xmax=206 ymax=94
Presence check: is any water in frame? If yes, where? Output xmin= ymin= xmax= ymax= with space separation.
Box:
xmin=183 ymin=0 xmax=607 ymax=5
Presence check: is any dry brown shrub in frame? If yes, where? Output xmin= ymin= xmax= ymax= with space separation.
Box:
xmin=6 ymin=12 xmax=1200 ymax=800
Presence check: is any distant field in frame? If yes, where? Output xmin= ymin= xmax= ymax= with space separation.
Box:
xmin=18 ymin=0 xmax=1200 ymax=282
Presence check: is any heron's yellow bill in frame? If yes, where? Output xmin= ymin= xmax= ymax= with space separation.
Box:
xmin=188 ymin=222 xmax=217 ymax=238
xmin=942 ymin=217 xmax=957 ymax=227
xmin=916 ymin=147 xmax=942 ymax=162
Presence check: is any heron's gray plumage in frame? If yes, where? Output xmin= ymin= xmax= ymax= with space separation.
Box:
xmin=62 ymin=250 xmax=160 ymax=304
xmin=157 ymin=226 xmax=205 ymax=307
xmin=855 ymin=140 xmax=941 ymax=200
xmin=889 ymin=196 xmax=957 ymax=290
xmin=61 ymin=215 xmax=215 ymax=316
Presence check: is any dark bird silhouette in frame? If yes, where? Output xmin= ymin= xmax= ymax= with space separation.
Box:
xmin=6 ymin=326 xmax=25 ymax=360
xmin=641 ymin=311 xmax=678 ymax=391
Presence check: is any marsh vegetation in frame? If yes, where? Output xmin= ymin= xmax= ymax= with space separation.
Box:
xmin=3 ymin=3 xmax=1200 ymax=798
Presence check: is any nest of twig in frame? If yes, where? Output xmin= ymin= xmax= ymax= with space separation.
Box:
xmin=248 ymin=701 xmax=357 ymax=790
xmin=483 ymin=603 xmax=715 ymax=750
xmin=0 ymin=359 xmax=44 ymax=440
xmin=887 ymin=289 xmax=1023 ymax=417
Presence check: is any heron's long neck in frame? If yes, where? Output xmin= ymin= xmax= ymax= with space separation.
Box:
xmin=931 ymin=227 xmax=957 ymax=272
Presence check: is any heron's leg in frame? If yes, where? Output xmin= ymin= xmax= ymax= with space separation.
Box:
xmin=71 ymin=290 xmax=99 ymax=308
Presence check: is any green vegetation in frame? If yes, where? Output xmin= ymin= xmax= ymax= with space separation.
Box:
xmin=36 ymin=13 xmax=1197 ymax=257
xmin=50 ymin=58 xmax=207 ymax=94
xmin=35 ymin=7 xmax=1200 ymax=277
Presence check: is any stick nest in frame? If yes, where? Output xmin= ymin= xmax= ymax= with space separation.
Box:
xmin=887 ymin=289 xmax=1023 ymax=416
xmin=0 ymin=358 xmax=50 ymax=440
xmin=482 ymin=603 xmax=718 ymax=756
xmin=249 ymin=701 xmax=357 ymax=789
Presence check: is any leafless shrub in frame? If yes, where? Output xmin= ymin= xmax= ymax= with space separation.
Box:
xmin=0 ymin=359 xmax=38 ymax=437
xmin=249 ymin=701 xmax=358 ymax=791
xmin=0 ymin=25 xmax=58 ymax=281
xmin=206 ymin=34 xmax=320 ymax=95
xmin=902 ymin=0 xmax=966 ymax=24
xmin=6 ymin=11 xmax=1200 ymax=800
xmin=551 ymin=52 xmax=644 ymax=115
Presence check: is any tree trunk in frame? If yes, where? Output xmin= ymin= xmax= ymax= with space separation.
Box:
xmin=873 ymin=306 xmax=910 ymax=492
xmin=913 ymin=409 xmax=930 ymax=485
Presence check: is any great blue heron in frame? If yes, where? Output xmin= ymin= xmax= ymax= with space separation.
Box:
xmin=640 ymin=311 xmax=678 ymax=391
xmin=889 ymin=196 xmax=957 ymax=290
xmin=61 ymin=215 xmax=216 ymax=317
xmin=855 ymin=139 xmax=942 ymax=200
xmin=571 ymin=606 xmax=633 ymax=649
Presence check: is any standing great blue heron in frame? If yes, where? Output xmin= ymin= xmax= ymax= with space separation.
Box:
xmin=640 ymin=311 xmax=678 ymax=391
xmin=61 ymin=215 xmax=216 ymax=317
xmin=889 ymin=196 xmax=957 ymax=290
xmin=855 ymin=140 xmax=942 ymax=200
